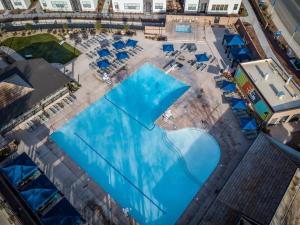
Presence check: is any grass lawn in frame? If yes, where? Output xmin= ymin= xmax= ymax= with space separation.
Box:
xmin=0 ymin=33 xmax=81 ymax=64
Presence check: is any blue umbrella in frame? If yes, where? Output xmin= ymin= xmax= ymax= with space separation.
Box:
xmin=240 ymin=117 xmax=257 ymax=131
xmin=97 ymin=49 xmax=110 ymax=57
xmin=113 ymin=40 xmax=126 ymax=50
xmin=163 ymin=44 xmax=174 ymax=52
xmin=116 ymin=51 xmax=129 ymax=60
xmin=97 ymin=59 xmax=110 ymax=69
xmin=223 ymin=34 xmax=245 ymax=47
xmin=195 ymin=53 xmax=209 ymax=62
xmin=126 ymin=39 xmax=138 ymax=48
xmin=231 ymin=98 xmax=247 ymax=110
xmin=41 ymin=198 xmax=84 ymax=225
xmin=221 ymin=80 xmax=236 ymax=92
xmin=1 ymin=153 xmax=37 ymax=187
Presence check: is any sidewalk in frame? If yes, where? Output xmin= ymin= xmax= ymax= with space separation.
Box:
xmin=269 ymin=0 xmax=300 ymax=58
xmin=241 ymin=0 xmax=283 ymax=68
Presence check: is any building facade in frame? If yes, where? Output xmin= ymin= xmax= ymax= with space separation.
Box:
xmin=0 ymin=0 xmax=30 ymax=9
xmin=39 ymin=0 xmax=74 ymax=11
xmin=184 ymin=0 xmax=241 ymax=14
xmin=235 ymin=59 xmax=300 ymax=126
xmin=0 ymin=0 xmax=5 ymax=10
xmin=79 ymin=0 xmax=98 ymax=11
xmin=111 ymin=0 xmax=166 ymax=13
xmin=112 ymin=0 xmax=144 ymax=13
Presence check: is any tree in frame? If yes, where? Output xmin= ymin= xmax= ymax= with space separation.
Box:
xmin=123 ymin=23 xmax=129 ymax=32
xmin=95 ymin=22 xmax=102 ymax=32
xmin=63 ymin=23 xmax=69 ymax=32
xmin=24 ymin=23 xmax=33 ymax=32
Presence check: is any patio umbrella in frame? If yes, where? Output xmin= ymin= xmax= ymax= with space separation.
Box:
xmin=116 ymin=52 xmax=129 ymax=60
xmin=195 ymin=53 xmax=209 ymax=62
xmin=113 ymin=40 xmax=126 ymax=50
xmin=97 ymin=59 xmax=110 ymax=69
xmin=97 ymin=49 xmax=110 ymax=57
xmin=231 ymin=98 xmax=247 ymax=110
xmin=240 ymin=117 xmax=257 ymax=131
xmin=221 ymin=80 xmax=236 ymax=92
xmin=223 ymin=34 xmax=245 ymax=47
xmin=126 ymin=39 xmax=138 ymax=48
xmin=162 ymin=44 xmax=174 ymax=52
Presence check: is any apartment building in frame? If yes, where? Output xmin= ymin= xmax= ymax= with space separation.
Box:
xmin=0 ymin=1 xmax=5 ymax=10
xmin=79 ymin=0 xmax=98 ymax=11
xmin=184 ymin=0 xmax=241 ymax=14
xmin=0 ymin=0 xmax=31 ymax=9
xmin=112 ymin=0 xmax=166 ymax=13
xmin=39 ymin=0 xmax=74 ymax=11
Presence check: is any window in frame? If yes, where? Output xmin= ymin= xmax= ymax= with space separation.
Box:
xmin=42 ymin=2 xmax=47 ymax=6
xmin=211 ymin=4 xmax=228 ymax=11
xmin=233 ymin=4 xmax=238 ymax=10
xmin=124 ymin=3 xmax=140 ymax=10
xmin=114 ymin=2 xmax=119 ymax=10
xmin=82 ymin=1 xmax=91 ymax=8
xmin=155 ymin=3 xmax=163 ymax=10
xmin=51 ymin=1 xmax=67 ymax=8
xmin=13 ymin=1 xmax=22 ymax=6
xmin=187 ymin=4 xmax=197 ymax=11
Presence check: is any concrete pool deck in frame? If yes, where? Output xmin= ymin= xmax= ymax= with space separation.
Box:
xmin=6 ymin=26 xmax=252 ymax=225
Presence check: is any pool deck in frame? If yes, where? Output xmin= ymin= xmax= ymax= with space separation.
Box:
xmin=6 ymin=26 xmax=252 ymax=225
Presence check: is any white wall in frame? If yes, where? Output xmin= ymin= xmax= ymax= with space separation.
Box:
xmin=39 ymin=0 xmax=73 ymax=11
xmin=184 ymin=0 xmax=199 ymax=12
xmin=80 ymin=0 xmax=98 ymax=11
xmin=112 ymin=0 xmax=143 ymax=13
xmin=11 ymin=0 xmax=31 ymax=9
xmin=0 ymin=1 xmax=5 ymax=10
xmin=207 ymin=0 xmax=241 ymax=14
xmin=152 ymin=0 xmax=166 ymax=13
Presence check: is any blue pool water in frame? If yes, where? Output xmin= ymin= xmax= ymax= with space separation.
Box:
xmin=175 ymin=25 xmax=192 ymax=33
xmin=51 ymin=63 xmax=220 ymax=224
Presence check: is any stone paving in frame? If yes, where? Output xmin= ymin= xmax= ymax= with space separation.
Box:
xmin=7 ymin=27 xmax=252 ymax=225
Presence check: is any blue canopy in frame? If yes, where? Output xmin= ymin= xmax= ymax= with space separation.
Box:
xmin=221 ymin=80 xmax=236 ymax=92
xmin=97 ymin=59 xmax=110 ymax=69
xmin=97 ymin=49 xmax=110 ymax=57
xmin=240 ymin=117 xmax=257 ymax=131
xmin=1 ymin=153 xmax=37 ymax=187
xmin=20 ymin=175 xmax=58 ymax=211
xmin=231 ymin=98 xmax=247 ymax=110
xmin=126 ymin=39 xmax=138 ymax=48
xmin=112 ymin=40 xmax=126 ymax=50
xmin=41 ymin=198 xmax=84 ymax=225
xmin=162 ymin=44 xmax=174 ymax=52
xmin=229 ymin=47 xmax=251 ymax=61
xmin=195 ymin=53 xmax=209 ymax=62
xmin=223 ymin=34 xmax=245 ymax=47
xmin=116 ymin=51 xmax=129 ymax=60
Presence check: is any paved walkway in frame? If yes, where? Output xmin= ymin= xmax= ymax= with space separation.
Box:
xmin=270 ymin=0 xmax=300 ymax=58
xmin=241 ymin=0 xmax=283 ymax=67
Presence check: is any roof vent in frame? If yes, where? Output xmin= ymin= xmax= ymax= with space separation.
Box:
xmin=277 ymin=91 xmax=285 ymax=99
xmin=264 ymin=73 xmax=269 ymax=80
xmin=286 ymin=76 xmax=293 ymax=85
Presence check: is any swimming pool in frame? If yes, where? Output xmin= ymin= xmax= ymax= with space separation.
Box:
xmin=175 ymin=24 xmax=192 ymax=33
xmin=51 ymin=63 xmax=220 ymax=224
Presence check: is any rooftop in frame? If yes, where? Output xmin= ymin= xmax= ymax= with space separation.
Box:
xmin=199 ymin=133 xmax=299 ymax=225
xmin=0 ymin=58 xmax=71 ymax=130
xmin=240 ymin=58 xmax=300 ymax=112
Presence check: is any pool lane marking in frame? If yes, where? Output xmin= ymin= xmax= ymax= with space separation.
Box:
xmin=104 ymin=96 xmax=155 ymax=131
xmin=74 ymin=132 xmax=166 ymax=215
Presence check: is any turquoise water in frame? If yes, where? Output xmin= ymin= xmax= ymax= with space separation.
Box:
xmin=51 ymin=63 xmax=220 ymax=224
xmin=175 ymin=25 xmax=192 ymax=33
